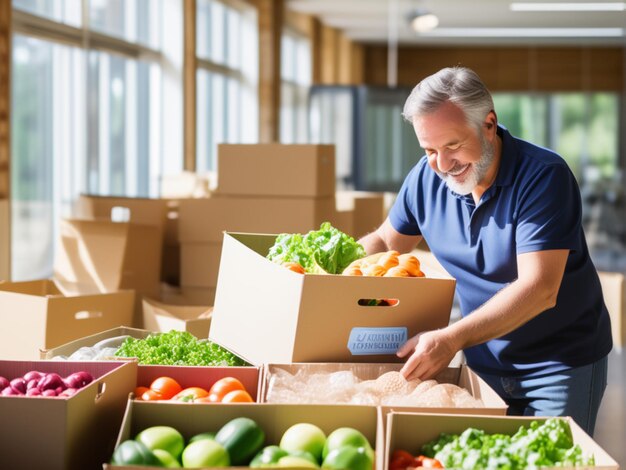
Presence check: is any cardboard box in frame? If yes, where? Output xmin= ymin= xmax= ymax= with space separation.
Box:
xmin=0 ymin=359 xmax=137 ymax=470
xmin=216 ymin=143 xmax=336 ymax=197
xmin=332 ymin=208 xmax=355 ymax=239
xmin=135 ymin=364 xmax=261 ymax=401
xmin=598 ymin=270 xmax=625 ymax=349
xmin=0 ymin=199 xmax=9 ymax=280
xmin=178 ymin=195 xmax=337 ymax=243
xmin=40 ymin=326 xmax=153 ymax=360
xmin=55 ymin=218 xmax=163 ymax=326
xmin=180 ymin=242 xmax=222 ymax=288
xmin=106 ymin=401 xmax=382 ymax=470
xmin=142 ymin=297 xmax=212 ymax=339
xmin=0 ymin=280 xmax=134 ymax=360
xmin=336 ymin=191 xmax=385 ymax=240
xmin=209 ymin=232 xmax=456 ymax=365
xmin=385 ymin=412 xmax=618 ymax=470
xmin=75 ymin=194 xmax=180 ymax=282
xmin=261 ymin=363 xmax=507 ymax=416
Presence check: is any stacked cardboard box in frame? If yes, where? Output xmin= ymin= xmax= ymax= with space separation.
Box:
xmin=178 ymin=144 xmax=341 ymax=305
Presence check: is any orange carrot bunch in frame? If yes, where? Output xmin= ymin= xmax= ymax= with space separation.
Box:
xmin=342 ymin=251 xmax=425 ymax=277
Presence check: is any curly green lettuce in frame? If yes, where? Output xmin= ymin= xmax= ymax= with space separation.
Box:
xmin=266 ymin=222 xmax=366 ymax=274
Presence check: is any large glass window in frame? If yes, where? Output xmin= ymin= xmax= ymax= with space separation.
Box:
xmin=280 ymin=28 xmax=311 ymax=144
xmin=195 ymin=0 xmax=258 ymax=173
xmin=11 ymin=0 xmax=168 ymax=280
xmin=493 ymin=92 xmax=619 ymax=182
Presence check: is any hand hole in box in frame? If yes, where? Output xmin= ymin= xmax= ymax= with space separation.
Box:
xmin=110 ymin=206 xmax=131 ymax=222
xmin=357 ymin=298 xmax=399 ymax=307
xmin=74 ymin=310 xmax=103 ymax=320
xmin=95 ymin=381 xmax=106 ymax=402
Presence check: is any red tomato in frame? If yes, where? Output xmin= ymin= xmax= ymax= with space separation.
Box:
xmin=208 ymin=377 xmax=246 ymax=402
xmin=134 ymin=386 xmax=150 ymax=400
xmin=149 ymin=376 xmax=182 ymax=400
xmin=221 ymin=389 xmax=254 ymax=403
xmin=141 ymin=389 xmax=164 ymax=401
xmin=389 ymin=449 xmax=417 ymax=470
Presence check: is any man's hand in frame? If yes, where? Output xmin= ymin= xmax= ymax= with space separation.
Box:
xmin=397 ymin=329 xmax=459 ymax=381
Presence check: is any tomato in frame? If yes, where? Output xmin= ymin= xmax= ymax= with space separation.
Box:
xmin=389 ymin=449 xmax=417 ymax=470
xmin=149 ymin=376 xmax=182 ymax=400
xmin=221 ymin=389 xmax=254 ymax=403
xmin=171 ymin=386 xmax=210 ymax=402
xmin=134 ymin=386 xmax=150 ymax=399
xmin=208 ymin=377 xmax=246 ymax=402
xmin=141 ymin=389 xmax=164 ymax=401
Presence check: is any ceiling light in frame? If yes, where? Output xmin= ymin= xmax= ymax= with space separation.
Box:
xmin=419 ymin=27 xmax=623 ymax=37
xmin=510 ymin=2 xmax=626 ymax=11
xmin=408 ymin=9 xmax=439 ymax=33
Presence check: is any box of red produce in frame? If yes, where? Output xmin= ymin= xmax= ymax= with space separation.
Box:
xmin=105 ymin=400 xmax=383 ymax=470
xmin=0 ymin=359 xmax=137 ymax=470
xmin=384 ymin=412 xmax=618 ymax=470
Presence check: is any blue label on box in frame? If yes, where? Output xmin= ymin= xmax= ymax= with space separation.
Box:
xmin=347 ymin=327 xmax=408 ymax=355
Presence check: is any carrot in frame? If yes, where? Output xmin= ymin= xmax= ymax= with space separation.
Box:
xmin=362 ymin=264 xmax=387 ymax=276
xmin=342 ymin=265 xmax=363 ymax=276
xmin=377 ymin=250 xmax=400 ymax=270
xmin=384 ymin=266 xmax=412 ymax=277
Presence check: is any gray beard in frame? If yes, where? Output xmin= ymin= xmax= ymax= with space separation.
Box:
xmin=437 ymin=134 xmax=495 ymax=196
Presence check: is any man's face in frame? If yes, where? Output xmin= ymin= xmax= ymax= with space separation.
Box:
xmin=413 ymin=101 xmax=495 ymax=196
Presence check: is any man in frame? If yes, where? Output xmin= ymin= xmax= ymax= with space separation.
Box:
xmin=359 ymin=66 xmax=612 ymax=435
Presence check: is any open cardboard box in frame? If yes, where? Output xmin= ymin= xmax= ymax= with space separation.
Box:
xmin=105 ymin=401 xmax=383 ymax=470
xmin=215 ymin=143 xmax=336 ymax=197
xmin=209 ymin=232 xmax=456 ymax=365
xmin=142 ymin=297 xmax=212 ymax=339
xmin=261 ymin=363 xmax=507 ymax=416
xmin=40 ymin=326 xmax=153 ymax=360
xmin=180 ymin=241 xmax=222 ymax=288
xmin=0 ymin=359 xmax=137 ymax=470
xmin=135 ymin=364 xmax=261 ymax=401
xmin=384 ymin=412 xmax=619 ymax=470
xmin=0 ymin=279 xmax=134 ymax=360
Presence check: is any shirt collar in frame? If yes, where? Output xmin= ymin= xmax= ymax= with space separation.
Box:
xmin=494 ymin=124 xmax=518 ymax=188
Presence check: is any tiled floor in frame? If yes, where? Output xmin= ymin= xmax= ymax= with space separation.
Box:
xmin=594 ymin=348 xmax=625 ymax=466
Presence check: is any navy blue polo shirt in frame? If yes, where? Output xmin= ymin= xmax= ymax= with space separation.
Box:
xmin=389 ymin=125 xmax=612 ymax=377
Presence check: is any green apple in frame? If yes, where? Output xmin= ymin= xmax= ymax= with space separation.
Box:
xmin=278 ymin=455 xmax=320 ymax=468
xmin=250 ymin=445 xmax=289 ymax=467
xmin=136 ymin=426 xmax=185 ymax=460
xmin=323 ymin=427 xmax=373 ymax=459
xmin=181 ymin=439 xmax=230 ymax=468
xmin=188 ymin=432 xmax=216 ymax=444
xmin=322 ymin=446 xmax=373 ymax=470
xmin=153 ymin=448 xmax=182 ymax=467
xmin=280 ymin=423 xmax=327 ymax=462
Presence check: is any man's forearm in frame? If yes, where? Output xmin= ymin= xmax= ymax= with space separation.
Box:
xmin=358 ymin=230 xmax=389 ymax=255
xmin=445 ymin=277 xmax=558 ymax=351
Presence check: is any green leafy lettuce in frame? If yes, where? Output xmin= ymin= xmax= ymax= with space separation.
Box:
xmin=421 ymin=418 xmax=594 ymax=469
xmin=266 ymin=222 xmax=366 ymax=274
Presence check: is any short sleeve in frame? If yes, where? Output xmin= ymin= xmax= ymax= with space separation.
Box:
xmin=515 ymin=164 xmax=582 ymax=255
xmin=388 ymin=163 xmax=422 ymax=236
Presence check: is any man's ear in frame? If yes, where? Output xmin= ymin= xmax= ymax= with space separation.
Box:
xmin=484 ymin=110 xmax=498 ymax=136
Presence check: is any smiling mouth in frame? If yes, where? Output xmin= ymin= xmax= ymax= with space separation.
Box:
xmin=446 ymin=164 xmax=470 ymax=178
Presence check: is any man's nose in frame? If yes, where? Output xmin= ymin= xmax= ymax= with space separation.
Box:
xmin=436 ymin=150 xmax=455 ymax=173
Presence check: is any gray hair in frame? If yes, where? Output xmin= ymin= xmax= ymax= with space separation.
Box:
xmin=402 ymin=67 xmax=494 ymax=132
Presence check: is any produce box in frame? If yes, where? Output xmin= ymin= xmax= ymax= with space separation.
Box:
xmin=261 ymin=363 xmax=507 ymax=416
xmin=142 ymin=298 xmax=212 ymax=339
xmin=216 ymin=143 xmax=336 ymax=197
xmin=209 ymin=232 xmax=456 ymax=365
xmin=384 ymin=412 xmax=618 ymax=470
xmin=105 ymin=401 xmax=383 ymax=470
xmin=39 ymin=326 xmax=152 ymax=360
xmin=0 ymin=359 xmax=137 ymax=470
xmin=0 ymin=280 xmax=134 ymax=360
xmin=178 ymin=196 xmax=337 ymax=244
xmin=135 ymin=364 xmax=261 ymax=402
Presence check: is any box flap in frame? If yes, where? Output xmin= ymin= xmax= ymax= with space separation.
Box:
xmin=54 ymin=219 xmax=129 ymax=292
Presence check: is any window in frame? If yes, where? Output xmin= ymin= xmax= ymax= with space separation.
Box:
xmin=195 ymin=0 xmax=258 ymax=173
xmin=493 ymin=92 xmax=619 ymax=183
xmin=280 ymin=28 xmax=311 ymax=144
xmin=11 ymin=0 xmax=173 ymax=280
